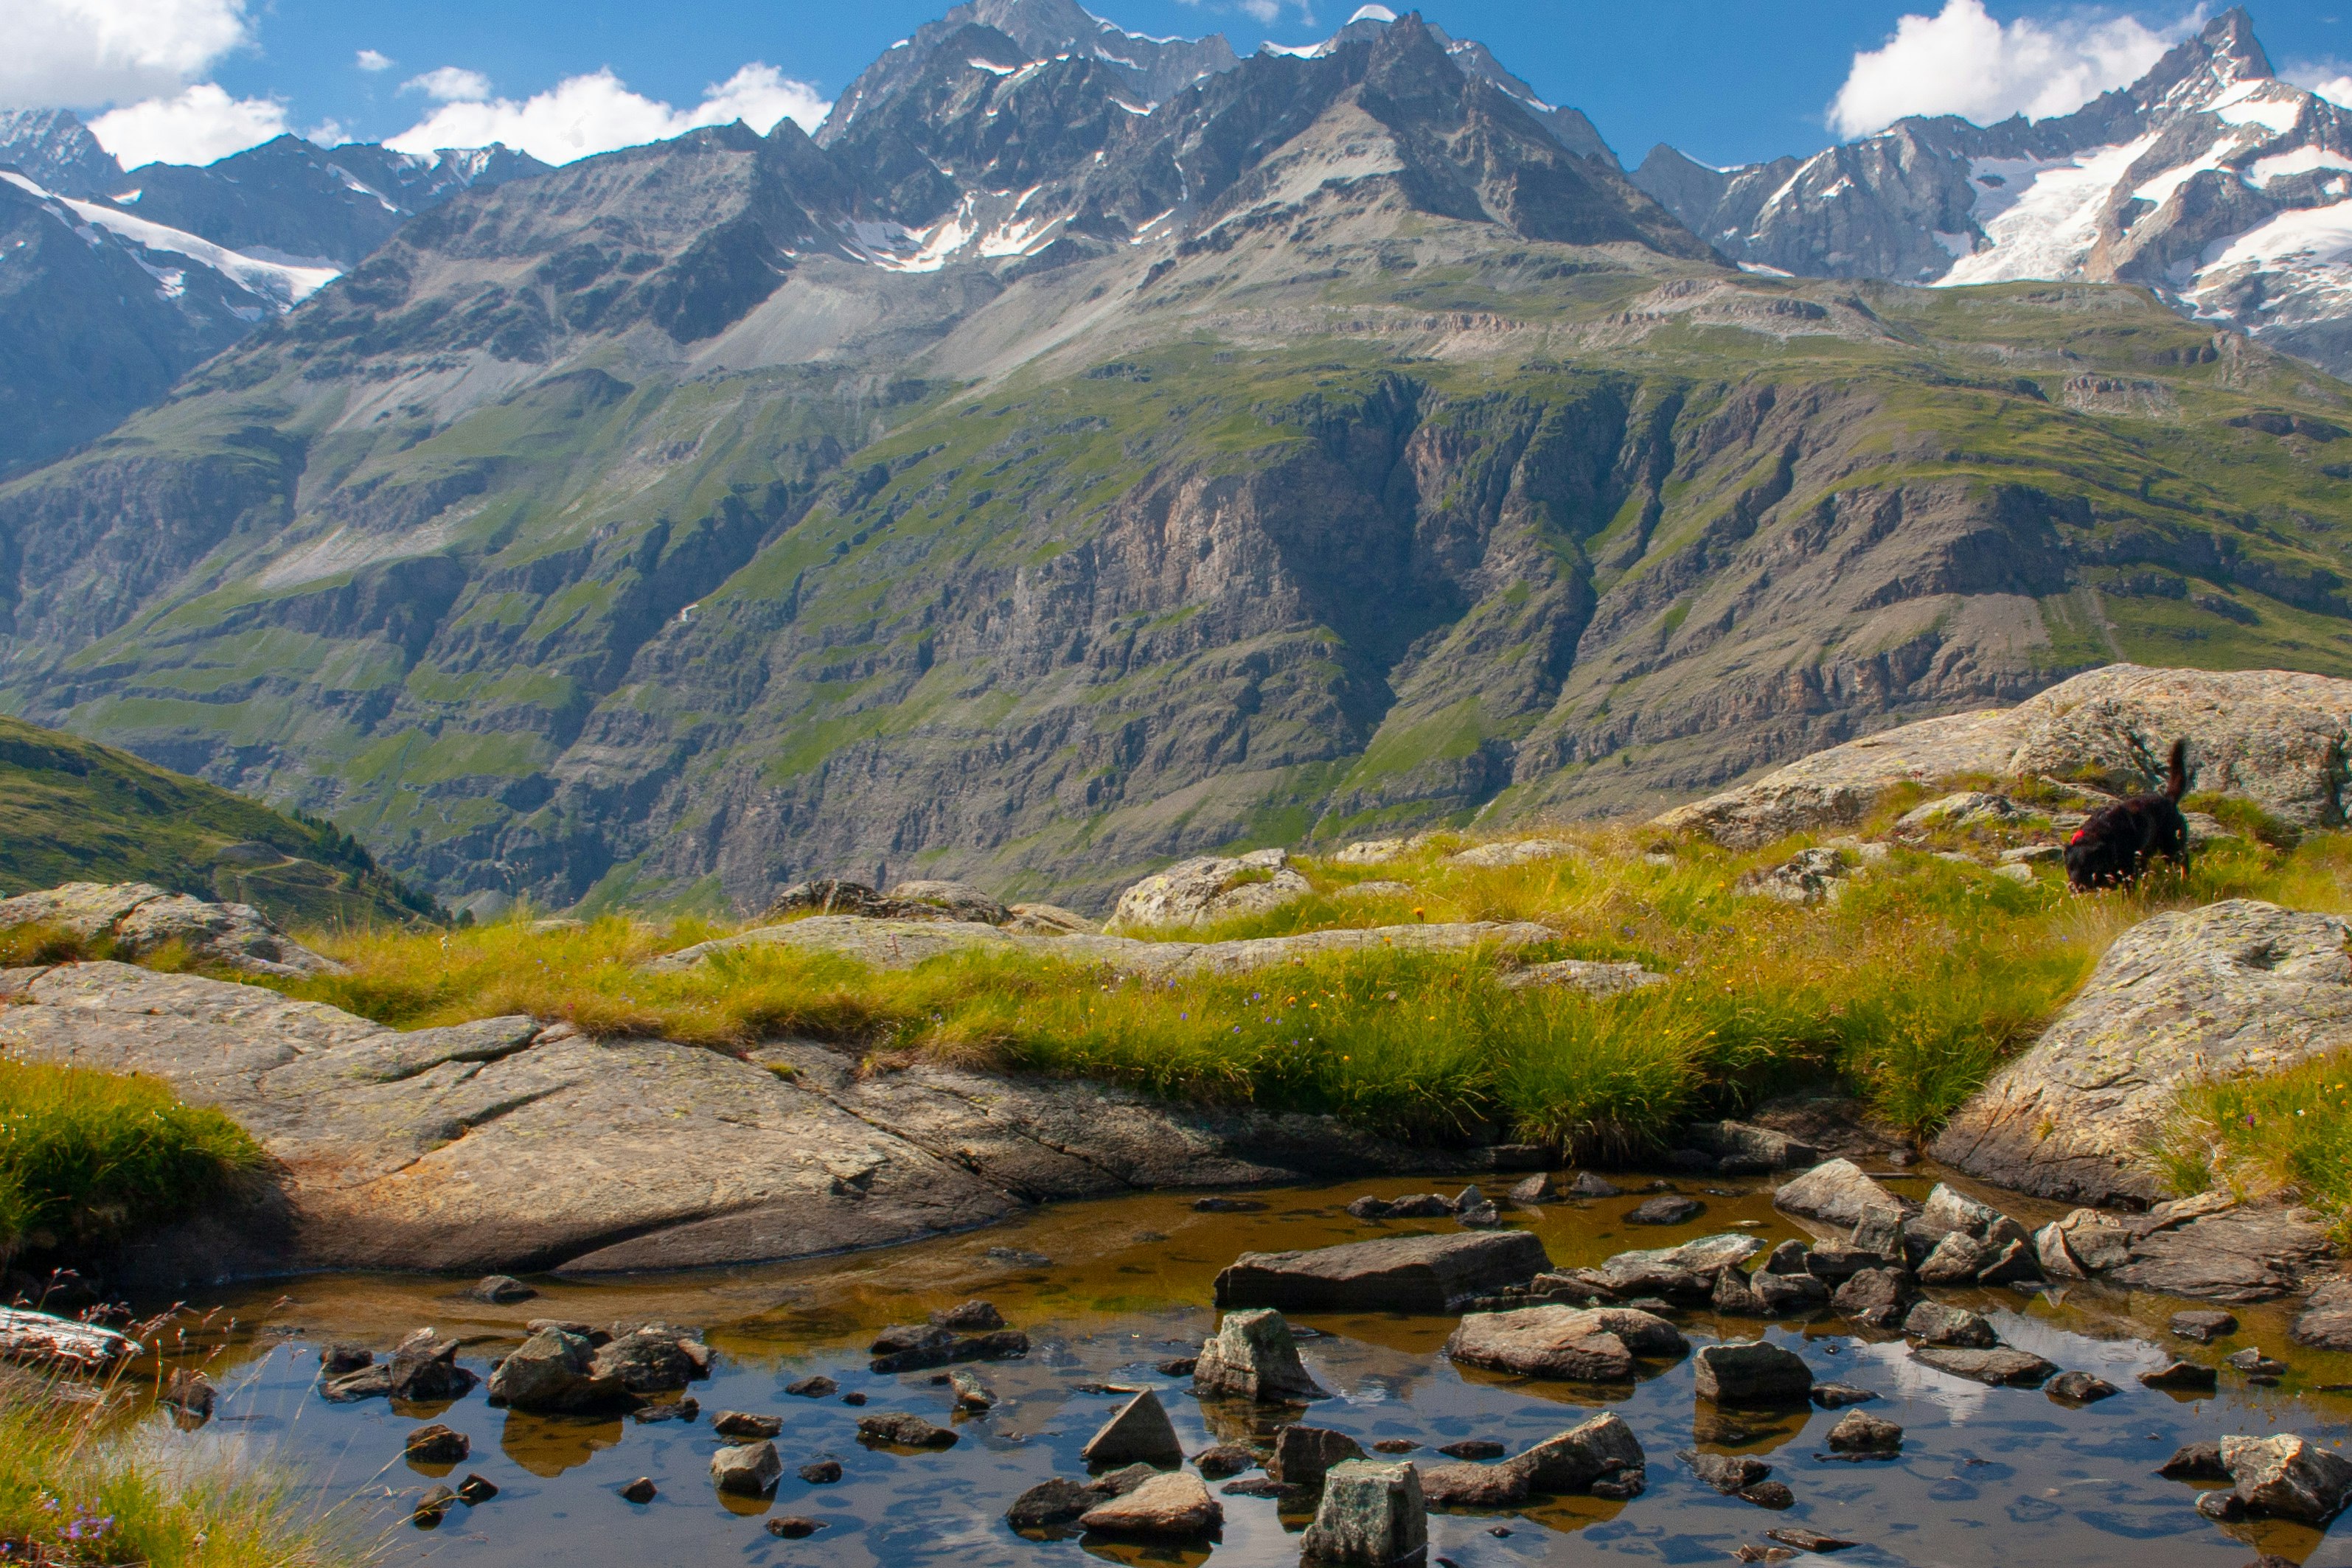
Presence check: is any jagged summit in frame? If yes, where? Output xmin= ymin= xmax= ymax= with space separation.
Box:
xmin=0 ymin=109 xmax=125 ymax=198
xmin=1631 ymin=4 xmax=2352 ymax=373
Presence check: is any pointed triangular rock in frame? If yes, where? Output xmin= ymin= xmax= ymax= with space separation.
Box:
xmin=1081 ymin=1388 xmax=1183 ymax=1468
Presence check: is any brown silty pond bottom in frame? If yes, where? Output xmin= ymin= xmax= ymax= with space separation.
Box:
xmin=113 ymin=1168 xmax=2352 ymax=1567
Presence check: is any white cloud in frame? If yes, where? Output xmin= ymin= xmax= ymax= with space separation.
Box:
xmin=88 ymin=80 xmax=286 ymax=168
xmin=406 ymin=66 xmax=495 ymax=102
xmin=6 ymin=0 xmax=251 ymax=109
xmin=385 ymin=63 xmax=829 ymax=165
xmin=355 ymin=48 xmax=393 ymax=73
xmin=2286 ymin=64 xmax=2352 ymax=108
xmin=1829 ymin=0 xmax=2185 ymax=139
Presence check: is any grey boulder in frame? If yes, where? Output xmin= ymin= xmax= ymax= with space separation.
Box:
xmin=1110 ymin=849 xmax=1309 ymax=930
xmin=1774 ymin=1159 xmax=1908 ymax=1228
xmin=710 ymin=1440 xmax=782 ymax=1496
xmin=487 ymin=1327 xmax=631 ymax=1413
xmin=1934 ymin=901 xmax=2352 ymax=1205
xmin=1298 ymin=1460 xmax=1424 ymax=1565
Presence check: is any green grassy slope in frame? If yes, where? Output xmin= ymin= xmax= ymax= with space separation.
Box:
xmin=0 ymin=713 xmax=441 ymax=929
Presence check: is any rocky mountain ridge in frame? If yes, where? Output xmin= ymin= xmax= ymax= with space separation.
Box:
xmin=1 ymin=7 xmax=2350 ymax=915
xmin=1632 ymin=9 xmax=2352 ymax=376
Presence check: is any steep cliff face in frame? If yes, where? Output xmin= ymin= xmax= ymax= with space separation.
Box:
xmin=3 ymin=11 xmax=2351 ymax=915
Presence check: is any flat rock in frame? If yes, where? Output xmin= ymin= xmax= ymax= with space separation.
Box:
xmin=0 ymin=961 xmax=1463 ymax=1280
xmin=1652 ymin=666 xmax=2352 ymax=847
xmin=1214 ymin=1230 xmax=1551 ymax=1314
xmin=1935 ymin=901 xmax=2352 ymax=1205
xmin=2106 ymin=1204 xmax=2335 ymax=1303
xmin=1774 ymin=1160 xmax=1908 ymax=1228
xmin=1444 ymin=1306 xmax=1683 ymax=1381
xmin=1911 ymin=1346 xmax=2057 ymax=1387
xmin=1418 ymin=1459 xmax=1531 ymax=1507
xmin=1448 ymin=839 xmax=1581 ymax=868
xmin=1694 ymin=1341 xmax=1812 ymax=1404
xmin=1626 ymin=1194 xmax=1702 ymax=1225
xmin=1078 ymin=1472 xmax=1222 ymax=1537
xmin=2292 ymin=1275 xmax=2352 ymax=1349
xmin=1502 ymin=958 xmax=1667 ymax=996
xmin=0 ymin=1307 xmax=141 ymax=1370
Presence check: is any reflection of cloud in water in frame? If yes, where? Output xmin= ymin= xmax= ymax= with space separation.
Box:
xmin=1847 ymin=1303 xmax=2172 ymax=1424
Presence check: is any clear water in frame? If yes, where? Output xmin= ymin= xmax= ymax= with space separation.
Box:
xmin=111 ymin=1169 xmax=2352 ymax=1567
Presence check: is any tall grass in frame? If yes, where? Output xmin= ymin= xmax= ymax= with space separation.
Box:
xmin=0 ymin=1062 xmax=264 ymax=1262
xmin=0 ymin=1365 xmax=366 ymax=1568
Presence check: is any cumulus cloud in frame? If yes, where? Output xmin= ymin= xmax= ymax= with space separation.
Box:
xmin=88 ymin=80 xmax=286 ymax=167
xmin=1829 ymin=0 xmax=2185 ymax=139
xmin=405 ymin=66 xmax=495 ymax=102
xmin=2286 ymin=64 xmax=2352 ymax=108
xmin=385 ymin=63 xmax=829 ymax=164
xmin=7 ymin=0 xmax=250 ymax=109
xmin=355 ymin=48 xmax=393 ymax=73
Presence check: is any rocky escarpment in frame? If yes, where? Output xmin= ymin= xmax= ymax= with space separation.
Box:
xmin=0 ymin=961 xmax=1477 ymax=1282
xmin=1934 ymin=899 xmax=2352 ymax=1207
xmin=1655 ymin=663 xmax=2352 ymax=847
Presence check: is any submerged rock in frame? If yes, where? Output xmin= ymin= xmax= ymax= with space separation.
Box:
xmin=1193 ymin=1308 xmax=1327 ymax=1402
xmin=1911 ymin=1346 xmax=2057 ymax=1387
xmin=1214 ymin=1231 xmax=1551 ymax=1314
xmin=1627 ymin=1194 xmax=1703 ymax=1225
xmin=1299 ymin=1460 xmax=1424 ymax=1564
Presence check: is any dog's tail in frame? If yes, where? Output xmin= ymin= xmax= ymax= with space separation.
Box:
xmin=2165 ymin=738 xmax=2188 ymax=801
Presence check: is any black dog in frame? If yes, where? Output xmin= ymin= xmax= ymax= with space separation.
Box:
xmin=2064 ymin=739 xmax=2190 ymax=891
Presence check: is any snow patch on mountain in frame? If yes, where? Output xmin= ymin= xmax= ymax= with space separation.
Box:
xmin=0 ymin=170 xmax=337 ymax=308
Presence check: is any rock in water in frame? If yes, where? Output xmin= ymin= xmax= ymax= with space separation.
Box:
xmin=1774 ymin=1160 xmax=1908 ymax=1228
xmin=1006 ymin=1478 xmax=1095 ymax=1527
xmin=1514 ymin=1412 xmax=1646 ymax=1493
xmin=2171 ymin=1309 xmax=2238 ymax=1343
xmin=1192 ymin=1444 xmax=1258 ymax=1479
xmin=1694 ymin=1342 xmax=1812 ymax=1404
xmin=1933 ymin=902 xmax=2352 ymax=1205
xmin=1417 ymin=1459 xmax=1531 ymax=1507
xmin=2140 ymin=1360 xmax=2220 ymax=1392
xmin=1917 ymin=1232 xmax=1993 ymax=1284
xmin=1826 ymin=1410 xmax=1902 ymax=1452
xmin=404 ymin=1424 xmax=470 ymax=1463
xmin=1683 ymin=1451 xmax=1772 ymax=1494
xmin=1568 ymin=1171 xmax=1624 ymax=1199
xmin=389 ymin=1328 xmax=476 ymax=1402
xmin=1269 ymin=1424 xmax=1366 ymax=1487
xmin=470 ymin=1275 xmax=536 ymax=1304
xmin=2046 ymin=1370 xmax=2120 ymax=1403
xmin=710 ymin=1410 xmax=782 ymax=1439
xmin=592 ymin=1324 xmax=707 ymax=1393
xmin=1082 ymin=1390 xmax=1183 ymax=1468
xmin=1508 ymin=1173 xmax=1553 ymax=1206
xmin=1214 ymin=1231 xmax=1551 ymax=1313
xmin=2294 ymin=1275 xmax=2352 ymax=1349
xmin=1903 ymin=1301 xmax=1996 ymax=1348
xmin=929 ymin=1300 xmax=1006 ymax=1331
xmin=1193 ymin=1308 xmax=1327 ymax=1401
xmin=1444 ymin=1306 xmax=1683 ymax=1381
xmin=1911 ymin=1346 xmax=2058 ymax=1387
xmin=857 ymin=1412 xmax=958 ymax=1450
xmin=1627 ymin=1194 xmax=1703 ymax=1225
xmin=1110 ymin=849 xmax=1311 ymax=930
xmin=1300 ymin=1460 xmax=1426 ymax=1565
xmin=487 ymin=1327 xmax=630 ymax=1413
xmin=2222 ymin=1434 xmax=2352 ymax=1523
xmin=1078 ymin=1472 xmax=1222 ymax=1538
xmin=619 ymin=1477 xmax=656 ymax=1504
xmin=710 ymin=1441 xmax=782 ymax=1496
xmin=1831 ymin=1268 xmax=1914 ymax=1327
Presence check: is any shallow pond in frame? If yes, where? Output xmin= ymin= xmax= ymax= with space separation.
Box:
xmin=114 ymin=1168 xmax=2352 ymax=1567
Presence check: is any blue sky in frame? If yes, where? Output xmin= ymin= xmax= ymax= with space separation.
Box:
xmin=17 ymin=1 xmax=2352 ymax=173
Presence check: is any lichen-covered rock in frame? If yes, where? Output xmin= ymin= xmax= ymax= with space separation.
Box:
xmin=1736 ymin=848 xmax=1848 ymax=905
xmin=1193 ymin=1309 xmax=1327 ymax=1402
xmin=0 ymin=881 xmax=341 ymax=978
xmin=1332 ymin=839 xmax=1410 ymax=865
xmin=1501 ymin=958 xmax=1667 ymax=996
xmin=1897 ymin=791 xmax=2025 ymax=830
xmin=1111 ymin=849 xmax=1310 ymax=930
xmin=1652 ymin=666 xmax=2352 ymax=847
xmin=1934 ymin=901 xmax=2352 ymax=1205
xmin=1298 ymin=1460 xmax=1424 ymax=1564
